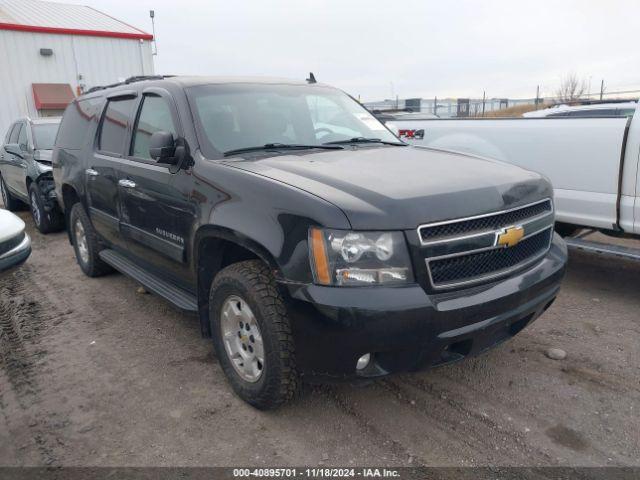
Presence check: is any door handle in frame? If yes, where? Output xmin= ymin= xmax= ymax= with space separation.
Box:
xmin=85 ymin=168 xmax=99 ymax=177
xmin=118 ymin=179 xmax=136 ymax=189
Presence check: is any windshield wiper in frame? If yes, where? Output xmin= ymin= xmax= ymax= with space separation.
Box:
xmin=323 ymin=137 xmax=406 ymax=146
xmin=224 ymin=143 xmax=344 ymax=157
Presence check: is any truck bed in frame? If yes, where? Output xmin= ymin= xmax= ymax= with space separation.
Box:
xmin=389 ymin=115 xmax=638 ymax=233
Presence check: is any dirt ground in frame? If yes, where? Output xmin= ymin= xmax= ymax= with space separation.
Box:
xmin=1 ymin=208 xmax=639 ymax=468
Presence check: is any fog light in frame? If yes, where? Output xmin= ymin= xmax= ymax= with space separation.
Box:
xmin=356 ymin=353 xmax=371 ymax=370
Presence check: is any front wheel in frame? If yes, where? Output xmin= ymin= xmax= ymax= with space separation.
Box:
xmin=29 ymin=183 xmax=64 ymax=234
xmin=209 ymin=260 xmax=300 ymax=410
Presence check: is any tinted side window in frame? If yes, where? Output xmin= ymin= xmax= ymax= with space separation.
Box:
xmin=98 ymin=98 xmax=135 ymax=155
xmin=567 ymin=109 xmax=616 ymax=117
xmin=9 ymin=123 xmax=21 ymax=143
xmin=131 ymin=95 xmax=177 ymax=160
xmin=17 ymin=124 xmax=28 ymax=150
xmin=618 ymin=108 xmax=636 ymax=117
xmin=57 ymin=98 xmax=103 ymax=150
xmin=5 ymin=124 xmax=16 ymax=143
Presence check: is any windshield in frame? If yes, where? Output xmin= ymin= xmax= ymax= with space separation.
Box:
xmin=187 ymin=84 xmax=399 ymax=157
xmin=32 ymin=123 xmax=60 ymax=150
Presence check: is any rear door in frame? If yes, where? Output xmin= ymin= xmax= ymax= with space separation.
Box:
xmin=86 ymin=94 xmax=136 ymax=249
xmin=118 ymin=89 xmax=195 ymax=290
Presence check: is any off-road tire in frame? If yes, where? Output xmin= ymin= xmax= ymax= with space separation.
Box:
xmin=69 ymin=203 xmax=112 ymax=277
xmin=1 ymin=174 xmax=23 ymax=211
xmin=554 ymin=222 xmax=580 ymax=238
xmin=209 ymin=260 xmax=300 ymax=410
xmin=29 ymin=183 xmax=64 ymax=234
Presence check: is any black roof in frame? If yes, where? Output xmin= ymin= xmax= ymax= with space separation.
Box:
xmin=84 ymin=75 xmax=329 ymax=95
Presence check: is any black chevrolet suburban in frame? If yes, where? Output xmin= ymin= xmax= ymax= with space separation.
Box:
xmin=53 ymin=75 xmax=567 ymax=409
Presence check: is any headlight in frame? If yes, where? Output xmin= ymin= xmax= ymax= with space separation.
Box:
xmin=309 ymin=228 xmax=414 ymax=286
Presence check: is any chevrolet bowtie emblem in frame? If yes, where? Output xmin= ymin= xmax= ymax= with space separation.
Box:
xmin=497 ymin=226 xmax=524 ymax=248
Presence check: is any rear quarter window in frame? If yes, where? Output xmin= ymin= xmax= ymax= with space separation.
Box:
xmin=56 ymin=97 xmax=103 ymax=150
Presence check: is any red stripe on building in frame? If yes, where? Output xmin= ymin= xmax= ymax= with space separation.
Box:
xmin=0 ymin=22 xmax=153 ymax=40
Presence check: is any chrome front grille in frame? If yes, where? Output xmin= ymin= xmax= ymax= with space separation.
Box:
xmin=418 ymin=199 xmax=554 ymax=290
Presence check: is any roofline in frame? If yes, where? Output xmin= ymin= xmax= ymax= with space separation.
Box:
xmin=0 ymin=22 xmax=153 ymax=40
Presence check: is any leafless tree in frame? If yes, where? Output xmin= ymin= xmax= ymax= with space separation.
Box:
xmin=555 ymin=73 xmax=587 ymax=103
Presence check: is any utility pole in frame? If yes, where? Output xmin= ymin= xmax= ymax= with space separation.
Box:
xmin=149 ymin=10 xmax=158 ymax=56
xmin=482 ymin=90 xmax=486 ymax=117
xmin=434 ymin=96 xmax=437 ymax=116
xmin=535 ymin=85 xmax=540 ymax=106
xmin=600 ymin=79 xmax=605 ymax=101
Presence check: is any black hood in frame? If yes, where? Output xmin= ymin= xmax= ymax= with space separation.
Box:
xmin=225 ymin=146 xmax=552 ymax=230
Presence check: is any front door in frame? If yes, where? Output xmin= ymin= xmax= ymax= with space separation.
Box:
xmin=635 ymin=143 xmax=640 ymax=235
xmin=118 ymin=90 xmax=195 ymax=291
xmin=86 ymin=96 xmax=136 ymax=249
xmin=1 ymin=123 xmax=19 ymax=194
xmin=3 ymin=122 xmax=27 ymax=197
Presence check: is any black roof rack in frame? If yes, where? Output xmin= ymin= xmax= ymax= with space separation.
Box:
xmin=86 ymin=75 xmax=174 ymax=94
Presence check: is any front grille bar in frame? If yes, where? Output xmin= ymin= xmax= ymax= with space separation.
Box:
xmin=418 ymin=198 xmax=555 ymax=290
xmin=418 ymin=198 xmax=553 ymax=245
xmin=426 ymin=227 xmax=553 ymax=289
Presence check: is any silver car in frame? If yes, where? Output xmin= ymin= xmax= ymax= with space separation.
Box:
xmin=0 ymin=209 xmax=31 ymax=273
xmin=0 ymin=117 xmax=64 ymax=233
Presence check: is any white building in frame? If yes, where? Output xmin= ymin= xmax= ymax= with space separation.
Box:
xmin=0 ymin=0 xmax=154 ymax=135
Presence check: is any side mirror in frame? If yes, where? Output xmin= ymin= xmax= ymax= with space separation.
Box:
xmin=149 ymin=131 xmax=177 ymax=164
xmin=4 ymin=143 xmax=22 ymax=157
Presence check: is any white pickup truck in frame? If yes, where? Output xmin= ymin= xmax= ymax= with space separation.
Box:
xmin=388 ymin=103 xmax=640 ymax=251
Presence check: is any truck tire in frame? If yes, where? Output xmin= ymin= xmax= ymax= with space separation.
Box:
xmin=554 ymin=222 xmax=580 ymax=238
xmin=1 ymin=174 xmax=24 ymax=211
xmin=28 ymin=183 xmax=64 ymax=234
xmin=209 ymin=260 xmax=300 ymax=410
xmin=69 ymin=203 xmax=112 ymax=277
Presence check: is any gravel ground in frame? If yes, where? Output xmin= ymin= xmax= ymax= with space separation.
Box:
xmin=1 ymin=208 xmax=639 ymax=468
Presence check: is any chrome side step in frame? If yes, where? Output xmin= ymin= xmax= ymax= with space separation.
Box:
xmin=98 ymin=249 xmax=198 ymax=312
xmin=565 ymin=238 xmax=640 ymax=262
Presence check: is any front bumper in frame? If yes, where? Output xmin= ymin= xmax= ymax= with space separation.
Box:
xmin=0 ymin=233 xmax=32 ymax=273
xmin=284 ymin=234 xmax=567 ymax=379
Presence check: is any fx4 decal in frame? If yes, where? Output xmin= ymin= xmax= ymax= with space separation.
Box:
xmin=397 ymin=129 xmax=424 ymax=140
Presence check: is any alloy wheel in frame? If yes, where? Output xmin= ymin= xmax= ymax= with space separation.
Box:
xmin=74 ymin=219 xmax=89 ymax=265
xmin=220 ymin=295 xmax=265 ymax=382
xmin=30 ymin=191 xmax=41 ymax=226
xmin=0 ymin=179 xmax=7 ymax=206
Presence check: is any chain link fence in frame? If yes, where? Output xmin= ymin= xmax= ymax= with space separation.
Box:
xmin=365 ymin=89 xmax=640 ymax=118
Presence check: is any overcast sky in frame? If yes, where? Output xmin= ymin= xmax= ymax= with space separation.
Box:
xmin=53 ymin=0 xmax=639 ymax=101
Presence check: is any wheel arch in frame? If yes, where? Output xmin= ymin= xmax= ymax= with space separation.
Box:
xmin=61 ymin=183 xmax=81 ymax=244
xmin=194 ymin=225 xmax=281 ymax=338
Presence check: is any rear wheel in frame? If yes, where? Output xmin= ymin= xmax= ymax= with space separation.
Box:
xmin=554 ymin=222 xmax=580 ymax=238
xmin=28 ymin=183 xmax=64 ymax=234
xmin=69 ymin=203 xmax=112 ymax=277
xmin=209 ymin=260 xmax=300 ymax=410
xmin=1 ymin=174 xmax=23 ymax=211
